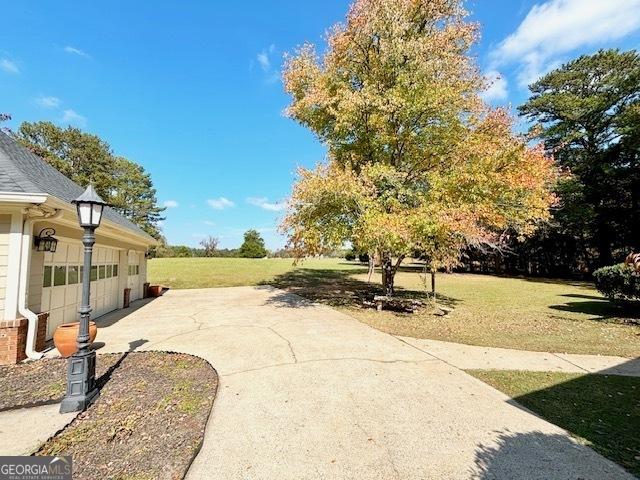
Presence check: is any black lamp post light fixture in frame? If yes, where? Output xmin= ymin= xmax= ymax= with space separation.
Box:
xmin=34 ymin=228 xmax=58 ymax=252
xmin=60 ymin=184 xmax=108 ymax=413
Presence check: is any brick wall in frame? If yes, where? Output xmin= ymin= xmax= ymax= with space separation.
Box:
xmin=36 ymin=312 xmax=49 ymax=352
xmin=0 ymin=318 xmax=27 ymax=365
xmin=0 ymin=312 xmax=49 ymax=365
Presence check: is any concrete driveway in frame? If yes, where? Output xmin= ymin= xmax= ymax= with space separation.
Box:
xmin=95 ymin=287 xmax=634 ymax=480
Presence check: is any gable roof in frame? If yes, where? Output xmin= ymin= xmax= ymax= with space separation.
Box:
xmin=0 ymin=131 xmax=155 ymax=242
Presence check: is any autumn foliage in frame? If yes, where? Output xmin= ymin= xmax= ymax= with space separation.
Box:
xmin=281 ymin=0 xmax=557 ymax=295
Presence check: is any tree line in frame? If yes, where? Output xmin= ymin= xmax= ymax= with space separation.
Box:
xmin=153 ymin=230 xmax=272 ymax=258
xmin=464 ymin=49 xmax=640 ymax=278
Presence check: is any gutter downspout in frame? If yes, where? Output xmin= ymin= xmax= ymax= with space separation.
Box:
xmin=19 ymin=208 xmax=62 ymax=360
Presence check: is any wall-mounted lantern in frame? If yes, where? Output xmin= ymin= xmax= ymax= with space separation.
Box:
xmin=34 ymin=228 xmax=58 ymax=252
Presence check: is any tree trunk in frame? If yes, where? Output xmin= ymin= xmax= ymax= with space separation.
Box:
xmin=431 ymin=269 xmax=436 ymax=294
xmin=631 ymin=176 xmax=640 ymax=253
xmin=595 ymin=210 xmax=613 ymax=267
xmin=367 ymin=252 xmax=375 ymax=283
xmin=381 ymin=253 xmax=395 ymax=296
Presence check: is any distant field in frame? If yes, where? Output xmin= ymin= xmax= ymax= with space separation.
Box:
xmin=148 ymin=257 xmax=640 ymax=357
xmin=147 ymin=257 xmax=357 ymax=289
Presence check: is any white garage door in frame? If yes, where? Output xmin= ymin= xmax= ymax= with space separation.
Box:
xmin=41 ymin=242 xmax=121 ymax=339
xmin=127 ymin=251 xmax=141 ymax=302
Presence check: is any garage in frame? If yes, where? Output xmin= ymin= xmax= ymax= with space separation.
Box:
xmin=41 ymin=241 xmax=122 ymax=339
xmin=0 ymin=131 xmax=157 ymax=363
xmin=127 ymin=250 xmax=142 ymax=302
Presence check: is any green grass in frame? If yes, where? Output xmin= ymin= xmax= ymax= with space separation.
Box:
xmin=148 ymin=257 xmax=356 ymax=289
xmin=467 ymin=370 xmax=640 ymax=477
xmin=148 ymin=257 xmax=640 ymax=357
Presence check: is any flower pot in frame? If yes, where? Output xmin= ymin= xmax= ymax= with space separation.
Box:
xmin=53 ymin=321 xmax=98 ymax=358
xmin=148 ymin=285 xmax=164 ymax=297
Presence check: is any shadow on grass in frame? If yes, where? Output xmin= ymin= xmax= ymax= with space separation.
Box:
xmin=491 ymin=365 xmax=640 ymax=478
xmin=262 ymin=267 xmax=460 ymax=310
xmin=522 ymin=276 xmax=595 ymax=288
xmin=550 ymin=296 xmax=640 ymax=323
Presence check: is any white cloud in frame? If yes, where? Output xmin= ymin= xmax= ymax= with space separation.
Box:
xmin=34 ymin=95 xmax=62 ymax=108
xmin=480 ymin=71 xmax=508 ymax=102
xmin=0 ymin=59 xmax=19 ymax=74
xmin=247 ymin=197 xmax=286 ymax=212
xmin=255 ymin=45 xmax=280 ymax=83
xmin=204 ymin=220 xmax=216 ymax=226
xmin=257 ymin=52 xmax=270 ymax=71
xmin=207 ymin=197 xmax=235 ymax=210
xmin=163 ymin=200 xmax=179 ymax=208
xmin=491 ymin=0 xmax=640 ymax=87
xmin=64 ymin=46 xmax=91 ymax=59
xmin=60 ymin=109 xmax=87 ymax=127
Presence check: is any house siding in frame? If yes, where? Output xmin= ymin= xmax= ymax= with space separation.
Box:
xmin=0 ymin=215 xmax=10 ymax=320
xmin=28 ymin=250 xmax=44 ymax=313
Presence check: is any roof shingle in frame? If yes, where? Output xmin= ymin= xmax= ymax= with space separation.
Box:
xmin=0 ymin=131 xmax=154 ymax=241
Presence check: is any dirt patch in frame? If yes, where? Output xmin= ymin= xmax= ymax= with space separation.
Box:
xmin=32 ymin=352 xmax=217 ymax=480
xmin=0 ymin=355 xmax=121 ymax=411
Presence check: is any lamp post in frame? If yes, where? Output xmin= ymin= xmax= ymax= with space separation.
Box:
xmin=60 ymin=184 xmax=108 ymax=413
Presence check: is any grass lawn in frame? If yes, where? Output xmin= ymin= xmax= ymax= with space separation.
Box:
xmin=467 ymin=370 xmax=640 ymax=477
xmin=148 ymin=257 xmax=640 ymax=357
xmin=148 ymin=257 xmax=357 ymax=288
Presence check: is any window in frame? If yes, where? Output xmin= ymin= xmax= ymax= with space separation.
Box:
xmin=43 ymin=266 xmax=52 ymax=288
xmin=113 ymin=264 xmax=118 ymax=277
xmin=106 ymin=265 xmax=113 ymax=278
xmin=68 ymin=266 xmax=79 ymax=284
xmin=90 ymin=266 xmax=98 ymax=281
xmin=129 ymin=265 xmax=139 ymax=276
xmin=98 ymin=265 xmax=106 ymax=280
xmin=135 ymin=265 xmax=140 ymax=275
xmin=53 ymin=266 xmax=66 ymax=286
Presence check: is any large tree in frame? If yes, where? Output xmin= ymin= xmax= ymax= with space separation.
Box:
xmin=520 ymin=49 xmax=640 ymax=268
xmin=14 ymin=121 xmax=165 ymax=239
xmin=238 ymin=229 xmax=268 ymax=258
xmin=281 ymin=0 xmax=557 ymax=295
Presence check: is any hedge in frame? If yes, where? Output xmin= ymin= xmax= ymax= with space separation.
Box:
xmin=593 ymin=263 xmax=640 ymax=301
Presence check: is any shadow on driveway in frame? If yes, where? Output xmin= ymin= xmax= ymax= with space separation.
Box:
xmin=475 ymin=358 xmax=640 ymax=478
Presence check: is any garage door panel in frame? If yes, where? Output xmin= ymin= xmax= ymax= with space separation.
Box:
xmin=52 ymin=243 xmax=68 ymax=263
xmin=41 ymin=288 xmax=51 ymax=312
xmin=47 ymin=309 xmax=63 ymax=338
xmin=64 ymin=306 xmax=77 ymax=324
xmin=64 ymin=285 xmax=78 ymax=306
xmin=42 ymin=241 xmax=122 ymax=340
xmin=50 ymin=287 xmax=65 ymax=309
xmin=67 ymin=245 xmax=81 ymax=264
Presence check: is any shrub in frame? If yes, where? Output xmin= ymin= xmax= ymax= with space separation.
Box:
xmin=345 ymin=251 xmax=356 ymax=261
xmin=593 ymin=263 xmax=640 ymax=301
xmin=358 ymin=252 xmax=370 ymax=263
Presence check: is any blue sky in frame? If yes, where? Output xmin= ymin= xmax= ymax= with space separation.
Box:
xmin=1 ymin=0 xmax=639 ymax=249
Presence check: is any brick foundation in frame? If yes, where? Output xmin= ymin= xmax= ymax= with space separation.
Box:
xmin=0 ymin=318 xmax=28 ymax=365
xmin=35 ymin=312 xmax=49 ymax=352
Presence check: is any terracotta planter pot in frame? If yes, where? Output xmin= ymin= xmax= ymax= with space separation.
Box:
xmin=148 ymin=285 xmax=164 ymax=297
xmin=53 ymin=321 xmax=98 ymax=358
